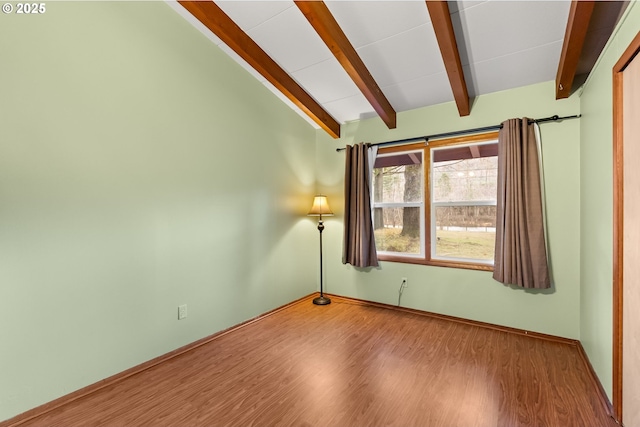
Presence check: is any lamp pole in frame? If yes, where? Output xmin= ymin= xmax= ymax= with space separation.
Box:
xmin=308 ymin=195 xmax=332 ymax=305
xmin=314 ymin=213 xmax=330 ymax=305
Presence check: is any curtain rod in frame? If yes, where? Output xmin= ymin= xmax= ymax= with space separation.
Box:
xmin=335 ymin=114 xmax=581 ymax=152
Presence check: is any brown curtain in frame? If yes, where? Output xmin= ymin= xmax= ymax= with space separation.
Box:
xmin=493 ymin=118 xmax=550 ymax=289
xmin=343 ymin=143 xmax=379 ymax=267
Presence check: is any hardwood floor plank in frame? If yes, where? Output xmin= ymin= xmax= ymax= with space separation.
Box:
xmin=9 ymin=296 xmax=615 ymax=427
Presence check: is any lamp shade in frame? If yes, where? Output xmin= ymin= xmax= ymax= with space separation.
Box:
xmin=308 ymin=195 xmax=333 ymax=216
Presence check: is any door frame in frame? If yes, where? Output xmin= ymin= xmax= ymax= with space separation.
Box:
xmin=612 ymin=30 xmax=640 ymax=424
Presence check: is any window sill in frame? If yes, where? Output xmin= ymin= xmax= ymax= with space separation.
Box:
xmin=377 ymin=254 xmax=494 ymax=272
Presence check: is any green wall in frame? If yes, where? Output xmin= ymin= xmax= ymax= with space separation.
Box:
xmin=579 ymin=2 xmax=640 ymax=400
xmin=316 ymin=81 xmax=582 ymax=339
xmin=0 ymin=2 xmax=317 ymax=421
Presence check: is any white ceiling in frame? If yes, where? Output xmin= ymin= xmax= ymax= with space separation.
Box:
xmin=168 ymin=1 xmax=573 ymax=129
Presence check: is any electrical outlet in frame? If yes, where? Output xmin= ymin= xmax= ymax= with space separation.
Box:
xmin=178 ymin=304 xmax=187 ymax=320
xmin=402 ymin=277 xmax=408 ymax=288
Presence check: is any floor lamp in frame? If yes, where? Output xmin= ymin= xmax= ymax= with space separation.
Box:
xmin=308 ymin=195 xmax=333 ymax=305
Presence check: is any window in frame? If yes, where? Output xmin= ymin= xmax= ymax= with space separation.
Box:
xmin=372 ymin=149 xmax=425 ymax=258
xmin=372 ymin=133 xmax=498 ymax=270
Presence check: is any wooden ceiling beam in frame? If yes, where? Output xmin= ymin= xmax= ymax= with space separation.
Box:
xmin=555 ymin=1 xmax=595 ymax=99
xmin=178 ymin=0 xmax=341 ymax=138
xmin=425 ymin=1 xmax=470 ymax=117
xmin=294 ymin=1 xmax=397 ymax=129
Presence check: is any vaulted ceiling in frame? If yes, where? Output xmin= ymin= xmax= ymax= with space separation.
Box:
xmin=167 ymin=1 xmax=628 ymax=138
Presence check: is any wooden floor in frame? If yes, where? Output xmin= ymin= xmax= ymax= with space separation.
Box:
xmin=11 ymin=295 xmax=616 ymax=427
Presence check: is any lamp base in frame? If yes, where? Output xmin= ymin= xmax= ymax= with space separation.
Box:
xmin=313 ymin=295 xmax=331 ymax=305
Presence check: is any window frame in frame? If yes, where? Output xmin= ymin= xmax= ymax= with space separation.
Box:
xmin=373 ymin=132 xmax=499 ymax=271
xmin=372 ymin=148 xmax=426 ymax=259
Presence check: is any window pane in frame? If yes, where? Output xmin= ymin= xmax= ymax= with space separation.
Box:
xmin=434 ymin=205 xmax=496 ymax=260
xmin=373 ymin=152 xmax=422 ymax=204
xmin=432 ymin=146 xmax=498 ymax=203
xmin=373 ymin=207 xmax=421 ymax=254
